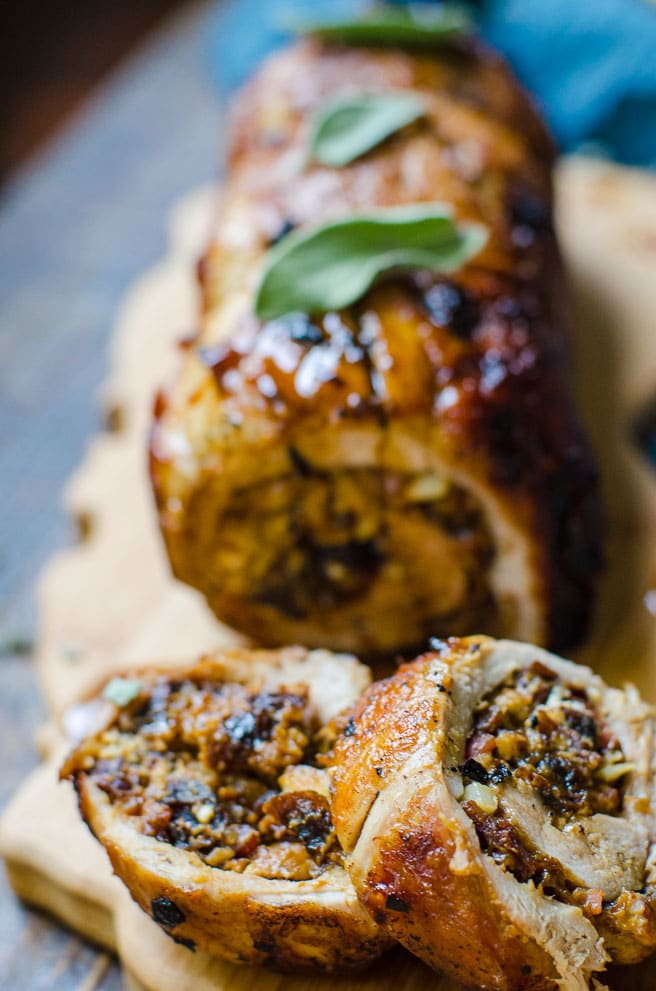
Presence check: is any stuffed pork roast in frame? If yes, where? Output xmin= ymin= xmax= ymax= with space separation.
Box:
xmin=331 ymin=636 xmax=656 ymax=989
xmin=150 ymin=29 xmax=602 ymax=657
xmin=61 ymin=646 xmax=391 ymax=971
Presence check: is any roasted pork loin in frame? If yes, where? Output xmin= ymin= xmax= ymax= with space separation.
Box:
xmin=62 ymin=647 xmax=390 ymax=971
xmin=150 ymin=37 xmax=601 ymax=656
xmin=331 ymin=636 xmax=656 ymax=989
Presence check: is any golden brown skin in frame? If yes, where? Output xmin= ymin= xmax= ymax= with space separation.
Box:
xmin=331 ymin=637 xmax=656 ymax=990
xmin=151 ymin=38 xmax=602 ymax=656
xmin=61 ymin=647 xmax=391 ymax=972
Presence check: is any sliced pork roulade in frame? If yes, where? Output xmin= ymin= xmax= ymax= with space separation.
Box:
xmin=331 ymin=636 xmax=656 ymax=990
xmin=150 ymin=27 xmax=601 ymax=657
xmin=61 ymin=646 xmax=390 ymax=971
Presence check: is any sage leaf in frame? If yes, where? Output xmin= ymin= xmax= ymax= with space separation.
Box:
xmin=254 ymin=205 xmax=487 ymax=321
xmin=290 ymin=4 xmax=473 ymax=48
xmin=103 ymin=677 xmax=142 ymax=707
xmin=309 ymin=92 xmax=426 ymax=167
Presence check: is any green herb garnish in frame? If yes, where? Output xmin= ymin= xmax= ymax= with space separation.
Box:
xmin=254 ymin=205 xmax=486 ymax=321
xmin=308 ymin=91 xmax=425 ymax=166
xmin=290 ymin=4 xmax=473 ymax=48
xmin=103 ymin=677 xmax=142 ymax=707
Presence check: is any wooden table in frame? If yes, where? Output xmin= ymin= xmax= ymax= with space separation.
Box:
xmin=0 ymin=3 xmax=221 ymax=986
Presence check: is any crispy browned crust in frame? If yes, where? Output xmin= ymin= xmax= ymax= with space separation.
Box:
xmin=331 ymin=637 xmax=560 ymax=988
xmin=62 ymin=646 xmax=392 ymax=972
xmin=331 ymin=637 xmax=656 ymax=989
xmin=150 ymin=38 xmax=602 ymax=655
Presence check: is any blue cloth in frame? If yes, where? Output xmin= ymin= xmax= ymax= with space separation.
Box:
xmin=477 ymin=0 xmax=656 ymax=167
xmin=207 ymin=0 xmax=656 ymax=167
xmin=206 ymin=0 xmax=368 ymax=90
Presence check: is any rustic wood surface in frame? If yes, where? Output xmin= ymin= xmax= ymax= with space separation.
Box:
xmin=0 ymin=0 xmax=192 ymax=185
xmin=1 ymin=3 xmax=656 ymax=985
xmin=0 ymin=3 xmax=220 ymax=987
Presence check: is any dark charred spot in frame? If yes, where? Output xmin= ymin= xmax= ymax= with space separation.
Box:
xmin=168 ymin=932 xmax=196 ymax=952
xmin=375 ymin=766 xmax=384 ymax=777
xmin=460 ymin=757 xmax=489 ymax=784
xmin=288 ymin=445 xmax=311 ymax=476
xmin=485 ymin=407 xmax=528 ymax=486
xmin=253 ymin=938 xmax=276 ymax=956
xmin=422 ymin=281 xmax=480 ymax=339
xmin=509 ymin=188 xmax=550 ymax=230
xmin=343 ymin=719 xmax=356 ymax=737
xmin=385 ymin=894 xmax=410 ymax=913
xmin=313 ymin=539 xmax=383 ymax=596
xmin=508 ymin=187 xmax=552 ymax=257
xmin=634 ymin=395 xmax=656 ymax=471
xmin=252 ymin=583 xmax=307 ymax=620
xmin=151 ymin=896 xmax=185 ymax=929
xmin=268 ymin=218 xmax=296 ymax=246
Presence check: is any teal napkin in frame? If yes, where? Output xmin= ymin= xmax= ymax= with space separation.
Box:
xmin=207 ymin=0 xmax=656 ymax=166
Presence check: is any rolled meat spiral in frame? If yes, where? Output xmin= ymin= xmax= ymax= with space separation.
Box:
xmin=61 ymin=646 xmax=391 ymax=971
xmin=150 ymin=35 xmax=601 ymax=656
xmin=331 ymin=636 xmax=656 ymax=989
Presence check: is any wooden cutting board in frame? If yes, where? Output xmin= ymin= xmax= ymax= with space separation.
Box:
xmin=1 ymin=157 xmax=656 ymax=991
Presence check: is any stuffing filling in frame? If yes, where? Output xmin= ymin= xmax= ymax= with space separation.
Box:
xmin=461 ymin=663 xmax=635 ymax=915
xmin=66 ymin=676 xmax=344 ymax=880
xmin=209 ymin=466 xmax=497 ymax=632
